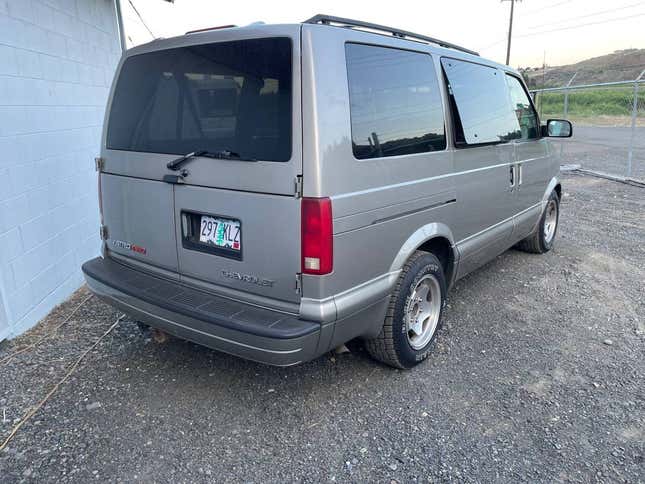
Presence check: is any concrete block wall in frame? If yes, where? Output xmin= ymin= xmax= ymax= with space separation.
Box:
xmin=0 ymin=0 xmax=121 ymax=339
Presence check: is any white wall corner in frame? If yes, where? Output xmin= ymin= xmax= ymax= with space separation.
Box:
xmin=0 ymin=0 xmax=119 ymax=340
xmin=0 ymin=277 xmax=10 ymax=341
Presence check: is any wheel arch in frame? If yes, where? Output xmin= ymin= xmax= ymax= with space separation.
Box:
xmin=417 ymin=237 xmax=456 ymax=287
xmin=389 ymin=223 xmax=458 ymax=287
xmin=543 ymin=176 xmax=562 ymax=204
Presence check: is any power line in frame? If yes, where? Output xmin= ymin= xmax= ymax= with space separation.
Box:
xmin=521 ymin=0 xmax=574 ymax=15
xmin=480 ymin=6 xmax=645 ymax=54
xmin=128 ymin=0 xmax=155 ymax=39
xmin=515 ymin=11 xmax=645 ymax=38
xmin=480 ymin=37 xmax=507 ymax=51
xmin=526 ymin=1 xmax=645 ymax=30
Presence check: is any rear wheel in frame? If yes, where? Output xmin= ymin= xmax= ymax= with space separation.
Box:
xmin=517 ymin=190 xmax=560 ymax=254
xmin=365 ymin=251 xmax=446 ymax=369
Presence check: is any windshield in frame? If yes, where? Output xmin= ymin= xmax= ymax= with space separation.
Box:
xmin=106 ymin=37 xmax=292 ymax=162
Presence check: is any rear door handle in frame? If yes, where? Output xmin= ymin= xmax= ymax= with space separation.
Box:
xmin=509 ymin=165 xmax=515 ymax=188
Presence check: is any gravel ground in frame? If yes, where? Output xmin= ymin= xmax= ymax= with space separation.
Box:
xmin=0 ymin=173 xmax=643 ymax=483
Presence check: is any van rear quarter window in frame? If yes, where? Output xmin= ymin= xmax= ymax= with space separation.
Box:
xmin=106 ymin=37 xmax=292 ymax=162
xmin=345 ymin=43 xmax=446 ymax=160
xmin=441 ymin=58 xmax=521 ymax=145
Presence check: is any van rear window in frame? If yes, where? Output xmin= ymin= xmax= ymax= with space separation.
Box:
xmin=106 ymin=37 xmax=292 ymax=162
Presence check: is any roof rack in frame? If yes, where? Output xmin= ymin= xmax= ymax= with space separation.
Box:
xmin=186 ymin=25 xmax=237 ymax=35
xmin=304 ymin=14 xmax=479 ymax=57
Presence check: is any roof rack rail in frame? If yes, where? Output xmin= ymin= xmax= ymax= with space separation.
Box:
xmin=186 ymin=25 xmax=237 ymax=35
xmin=303 ymin=14 xmax=479 ymax=57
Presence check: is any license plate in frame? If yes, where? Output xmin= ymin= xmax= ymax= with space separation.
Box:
xmin=199 ymin=216 xmax=241 ymax=251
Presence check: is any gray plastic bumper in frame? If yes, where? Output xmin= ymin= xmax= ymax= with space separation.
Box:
xmin=81 ymin=257 xmax=323 ymax=366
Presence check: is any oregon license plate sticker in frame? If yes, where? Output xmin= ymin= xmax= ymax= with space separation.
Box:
xmin=199 ymin=215 xmax=240 ymax=251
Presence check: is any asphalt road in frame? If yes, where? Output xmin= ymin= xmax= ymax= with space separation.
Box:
xmin=573 ymin=126 xmax=645 ymax=149
xmin=0 ymin=173 xmax=643 ymax=483
xmin=554 ymin=125 xmax=645 ymax=178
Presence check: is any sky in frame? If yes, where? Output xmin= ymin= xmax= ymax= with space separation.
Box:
xmin=122 ymin=0 xmax=645 ymax=68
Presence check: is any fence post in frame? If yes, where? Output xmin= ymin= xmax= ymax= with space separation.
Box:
xmin=563 ymin=72 xmax=577 ymax=118
xmin=561 ymin=73 xmax=578 ymax=157
xmin=627 ymin=69 xmax=645 ymax=178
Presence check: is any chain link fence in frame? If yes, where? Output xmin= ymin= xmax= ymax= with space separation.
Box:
xmin=531 ymin=75 xmax=645 ymax=180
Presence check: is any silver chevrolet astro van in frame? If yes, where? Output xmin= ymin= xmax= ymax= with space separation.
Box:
xmin=82 ymin=15 xmax=572 ymax=368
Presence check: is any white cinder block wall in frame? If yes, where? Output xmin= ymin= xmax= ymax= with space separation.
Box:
xmin=0 ymin=0 xmax=121 ymax=340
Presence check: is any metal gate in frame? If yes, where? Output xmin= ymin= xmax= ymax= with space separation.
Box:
xmin=531 ymin=72 xmax=645 ymax=180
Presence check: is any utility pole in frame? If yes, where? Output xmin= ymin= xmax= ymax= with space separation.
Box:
xmin=502 ymin=0 xmax=521 ymax=65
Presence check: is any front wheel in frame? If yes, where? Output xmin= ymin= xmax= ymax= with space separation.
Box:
xmin=517 ymin=190 xmax=560 ymax=254
xmin=365 ymin=251 xmax=446 ymax=369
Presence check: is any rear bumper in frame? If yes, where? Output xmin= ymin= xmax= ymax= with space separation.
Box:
xmin=81 ymin=257 xmax=324 ymax=366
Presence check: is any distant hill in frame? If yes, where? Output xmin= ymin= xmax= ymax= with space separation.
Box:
xmin=519 ymin=49 xmax=645 ymax=89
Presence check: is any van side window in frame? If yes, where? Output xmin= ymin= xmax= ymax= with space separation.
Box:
xmin=441 ymin=58 xmax=521 ymax=145
xmin=345 ymin=43 xmax=446 ymax=160
xmin=505 ymin=74 xmax=539 ymax=140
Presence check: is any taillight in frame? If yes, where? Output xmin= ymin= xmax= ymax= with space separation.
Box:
xmin=301 ymin=197 xmax=333 ymax=275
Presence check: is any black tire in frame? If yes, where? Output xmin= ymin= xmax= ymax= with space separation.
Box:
xmin=516 ymin=190 xmax=560 ymax=254
xmin=365 ymin=251 xmax=446 ymax=369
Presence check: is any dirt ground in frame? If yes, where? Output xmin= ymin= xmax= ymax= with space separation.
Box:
xmin=0 ymin=173 xmax=643 ymax=483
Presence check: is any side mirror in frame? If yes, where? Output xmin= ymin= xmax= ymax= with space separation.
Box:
xmin=542 ymin=119 xmax=573 ymax=138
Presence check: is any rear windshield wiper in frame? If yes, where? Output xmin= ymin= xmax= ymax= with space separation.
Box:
xmin=167 ymin=150 xmax=256 ymax=171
